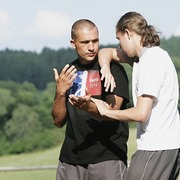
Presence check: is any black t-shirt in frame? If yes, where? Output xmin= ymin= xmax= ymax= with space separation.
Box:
xmin=59 ymin=58 xmax=129 ymax=166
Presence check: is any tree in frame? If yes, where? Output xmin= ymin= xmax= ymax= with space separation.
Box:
xmin=4 ymin=104 xmax=42 ymax=142
xmin=34 ymin=82 xmax=56 ymax=128
xmin=0 ymin=88 xmax=15 ymax=117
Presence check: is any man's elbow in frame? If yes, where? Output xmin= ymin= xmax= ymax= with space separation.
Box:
xmin=52 ymin=110 xmax=66 ymax=128
xmin=52 ymin=113 xmax=66 ymax=128
xmin=53 ymin=119 xmax=66 ymax=128
xmin=136 ymin=112 xmax=149 ymax=123
xmin=53 ymin=121 xmax=62 ymax=128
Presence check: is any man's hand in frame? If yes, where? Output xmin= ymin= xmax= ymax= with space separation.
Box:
xmin=53 ymin=64 xmax=77 ymax=96
xmin=68 ymin=88 xmax=92 ymax=111
xmin=100 ymin=64 xmax=116 ymax=92
xmin=91 ymin=97 xmax=109 ymax=116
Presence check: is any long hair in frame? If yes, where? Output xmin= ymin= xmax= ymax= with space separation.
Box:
xmin=116 ymin=12 xmax=160 ymax=47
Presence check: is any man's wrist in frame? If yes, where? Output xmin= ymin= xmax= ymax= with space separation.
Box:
xmin=55 ymin=92 xmax=66 ymax=98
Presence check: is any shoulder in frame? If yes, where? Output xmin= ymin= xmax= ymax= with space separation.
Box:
xmin=142 ymin=47 xmax=169 ymax=66
xmin=110 ymin=61 xmax=124 ymax=68
xmin=145 ymin=46 xmax=167 ymax=58
xmin=110 ymin=61 xmax=127 ymax=75
xmin=70 ymin=58 xmax=79 ymax=66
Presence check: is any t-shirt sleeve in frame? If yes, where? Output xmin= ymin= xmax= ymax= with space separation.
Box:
xmin=137 ymin=53 xmax=166 ymax=99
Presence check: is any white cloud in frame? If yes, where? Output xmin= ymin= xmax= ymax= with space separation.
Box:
xmin=0 ymin=10 xmax=12 ymax=41
xmin=0 ymin=11 xmax=8 ymax=24
xmin=24 ymin=10 xmax=72 ymax=39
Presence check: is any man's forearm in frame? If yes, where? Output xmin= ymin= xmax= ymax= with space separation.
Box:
xmin=52 ymin=95 xmax=67 ymax=127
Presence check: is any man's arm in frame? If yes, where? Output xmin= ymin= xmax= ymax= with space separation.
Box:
xmin=51 ymin=64 xmax=77 ymax=127
xmin=92 ymin=95 xmax=154 ymax=122
xmin=52 ymin=93 xmax=67 ymax=128
xmin=98 ymin=48 xmax=135 ymax=92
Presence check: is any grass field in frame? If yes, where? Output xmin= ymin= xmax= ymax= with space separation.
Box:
xmin=1 ymin=128 xmax=179 ymax=180
xmin=0 ymin=128 xmax=137 ymax=180
xmin=0 ymin=145 xmax=59 ymax=180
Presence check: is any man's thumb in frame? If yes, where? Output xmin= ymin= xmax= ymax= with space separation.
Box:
xmin=53 ymin=68 xmax=58 ymax=80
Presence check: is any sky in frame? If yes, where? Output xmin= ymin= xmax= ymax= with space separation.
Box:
xmin=0 ymin=0 xmax=180 ymax=53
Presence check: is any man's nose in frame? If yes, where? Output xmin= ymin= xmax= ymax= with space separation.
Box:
xmin=88 ymin=42 xmax=94 ymax=50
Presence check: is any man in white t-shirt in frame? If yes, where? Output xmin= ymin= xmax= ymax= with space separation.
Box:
xmin=92 ymin=12 xmax=180 ymax=180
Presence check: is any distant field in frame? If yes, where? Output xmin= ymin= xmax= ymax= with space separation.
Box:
xmin=1 ymin=128 xmax=136 ymax=180
xmin=0 ymin=128 xmax=179 ymax=179
xmin=5 ymin=128 xmax=180 ymax=180
xmin=0 ymin=129 xmax=136 ymax=180
xmin=0 ymin=145 xmax=60 ymax=180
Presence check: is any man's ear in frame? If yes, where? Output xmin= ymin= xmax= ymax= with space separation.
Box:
xmin=70 ymin=40 xmax=76 ymax=49
xmin=125 ymin=29 xmax=132 ymax=39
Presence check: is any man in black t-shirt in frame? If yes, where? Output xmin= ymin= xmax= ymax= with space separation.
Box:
xmin=52 ymin=19 xmax=129 ymax=180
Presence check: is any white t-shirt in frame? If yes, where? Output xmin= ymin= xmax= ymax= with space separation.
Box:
xmin=132 ymin=46 xmax=180 ymax=150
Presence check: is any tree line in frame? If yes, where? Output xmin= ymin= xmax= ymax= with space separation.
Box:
xmin=0 ymin=36 xmax=180 ymax=155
